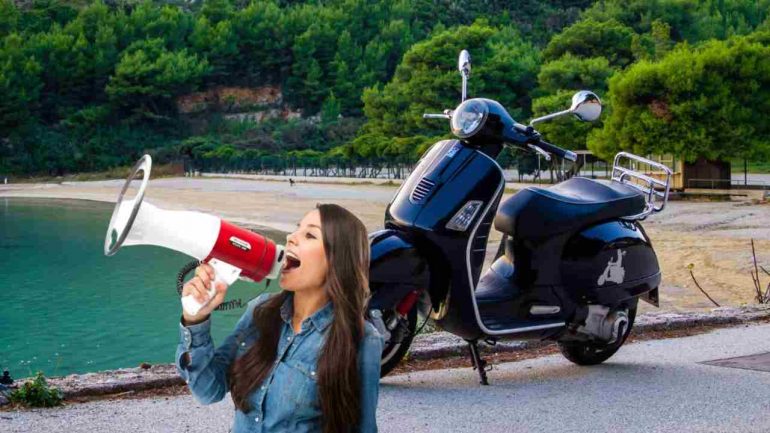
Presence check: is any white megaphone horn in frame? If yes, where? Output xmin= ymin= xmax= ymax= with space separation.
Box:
xmin=104 ymin=155 xmax=285 ymax=316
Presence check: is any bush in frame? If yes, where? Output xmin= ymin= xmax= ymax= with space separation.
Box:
xmin=9 ymin=371 xmax=63 ymax=408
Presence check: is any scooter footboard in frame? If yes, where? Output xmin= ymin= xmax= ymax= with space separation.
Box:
xmin=560 ymin=220 xmax=660 ymax=306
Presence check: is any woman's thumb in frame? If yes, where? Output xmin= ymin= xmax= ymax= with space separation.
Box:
xmin=212 ymin=282 xmax=227 ymax=302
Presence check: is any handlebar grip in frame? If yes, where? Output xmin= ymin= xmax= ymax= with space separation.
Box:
xmin=537 ymin=140 xmax=577 ymax=162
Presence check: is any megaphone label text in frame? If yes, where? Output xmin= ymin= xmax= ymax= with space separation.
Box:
xmin=229 ymin=236 xmax=252 ymax=252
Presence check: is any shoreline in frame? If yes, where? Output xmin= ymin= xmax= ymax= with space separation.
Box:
xmin=2 ymin=304 xmax=769 ymax=408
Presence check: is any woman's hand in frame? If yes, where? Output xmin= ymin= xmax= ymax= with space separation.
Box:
xmin=181 ymin=263 xmax=229 ymax=325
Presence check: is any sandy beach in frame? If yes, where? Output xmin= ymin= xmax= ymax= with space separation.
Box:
xmin=2 ymin=175 xmax=769 ymax=314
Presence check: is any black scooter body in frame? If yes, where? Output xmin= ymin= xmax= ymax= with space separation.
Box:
xmin=369 ymin=139 xmax=661 ymax=341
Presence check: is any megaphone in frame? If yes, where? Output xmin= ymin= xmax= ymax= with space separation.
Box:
xmin=104 ymin=155 xmax=284 ymax=316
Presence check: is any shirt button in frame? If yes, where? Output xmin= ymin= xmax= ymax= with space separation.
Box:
xmin=261 ymin=385 xmax=266 ymax=390
xmin=255 ymin=417 xmax=259 ymax=422
xmin=287 ymin=336 xmax=292 ymax=341
xmin=311 ymin=371 xmax=316 ymax=377
xmin=240 ymin=342 xmax=246 ymax=346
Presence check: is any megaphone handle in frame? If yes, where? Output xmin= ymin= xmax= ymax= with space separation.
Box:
xmin=180 ymin=259 xmax=242 ymax=316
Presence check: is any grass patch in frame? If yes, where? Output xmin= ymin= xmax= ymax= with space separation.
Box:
xmin=8 ymin=372 xmax=63 ymax=408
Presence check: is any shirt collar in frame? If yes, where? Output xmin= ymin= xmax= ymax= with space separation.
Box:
xmin=279 ymin=291 xmax=334 ymax=332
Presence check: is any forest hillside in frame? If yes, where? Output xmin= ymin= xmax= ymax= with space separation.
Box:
xmin=0 ymin=0 xmax=768 ymax=176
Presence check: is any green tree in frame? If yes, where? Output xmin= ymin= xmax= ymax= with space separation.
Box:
xmin=0 ymin=0 xmax=19 ymax=38
xmin=200 ymin=0 xmax=234 ymax=25
xmin=126 ymin=2 xmax=193 ymax=51
xmin=33 ymin=0 xmax=121 ymax=114
xmin=537 ymin=54 xmax=615 ymax=94
xmin=285 ymin=20 xmax=339 ymax=111
xmin=587 ymin=37 xmax=770 ymax=161
xmin=650 ymin=19 xmax=674 ymax=58
xmin=17 ymin=0 xmax=79 ymax=36
xmin=321 ymin=92 xmax=341 ymax=124
xmin=543 ymin=19 xmax=637 ymax=67
xmin=329 ymin=54 xmax=356 ymax=113
xmin=581 ymin=0 xmax=770 ymax=42
xmin=0 ymin=34 xmax=43 ymax=134
xmin=189 ymin=16 xmax=237 ymax=83
xmin=359 ymin=22 xmax=540 ymax=159
xmin=231 ymin=0 xmax=291 ymax=83
xmin=106 ymin=38 xmax=209 ymax=121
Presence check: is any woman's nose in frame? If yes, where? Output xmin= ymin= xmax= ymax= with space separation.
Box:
xmin=286 ymin=232 xmax=296 ymax=245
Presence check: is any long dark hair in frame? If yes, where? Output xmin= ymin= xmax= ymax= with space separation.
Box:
xmin=228 ymin=203 xmax=371 ymax=433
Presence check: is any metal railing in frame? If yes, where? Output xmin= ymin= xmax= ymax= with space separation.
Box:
xmin=612 ymin=152 xmax=672 ymax=220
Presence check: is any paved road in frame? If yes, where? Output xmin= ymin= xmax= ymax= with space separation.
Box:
xmin=4 ymin=323 xmax=770 ymax=433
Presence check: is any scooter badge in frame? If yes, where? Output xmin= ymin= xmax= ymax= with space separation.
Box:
xmin=598 ymin=250 xmax=626 ymax=286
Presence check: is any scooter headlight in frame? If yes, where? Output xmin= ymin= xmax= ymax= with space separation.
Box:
xmin=451 ymin=99 xmax=488 ymax=139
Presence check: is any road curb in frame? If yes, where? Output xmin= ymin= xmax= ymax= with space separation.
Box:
xmin=408 ymin=304 xmax=770 ymax=360
xmin=16 ymin=305 xmax=770 ymax=400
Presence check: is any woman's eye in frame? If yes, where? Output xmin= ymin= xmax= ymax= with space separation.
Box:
xmin=305 ymin=233 xmax=316 ymax=239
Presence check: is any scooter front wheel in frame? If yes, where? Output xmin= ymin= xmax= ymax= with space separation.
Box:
xmin=558 ymin=303 xmax=637 ymax=366
xmin=380 ymin=306 xmax=418 ymax=377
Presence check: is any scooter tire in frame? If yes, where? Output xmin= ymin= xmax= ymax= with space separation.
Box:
xmin=379 ymin=306 xmax=418 ymax=378
xmin=558 ymin=303 xmax=637 ymax=366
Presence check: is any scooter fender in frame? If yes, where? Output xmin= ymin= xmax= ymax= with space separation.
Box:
xmin=561 ymin=220 xmax=661 ymax=306
xmin=368 ymin=229 xmax=431 ymax=315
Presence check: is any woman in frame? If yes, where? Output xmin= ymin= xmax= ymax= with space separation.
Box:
xmin=175 ymin=203 xmax=383 ymax=433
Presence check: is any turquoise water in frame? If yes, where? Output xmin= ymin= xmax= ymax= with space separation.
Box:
xmin=0 ymin=198 xmax=282 ymax=379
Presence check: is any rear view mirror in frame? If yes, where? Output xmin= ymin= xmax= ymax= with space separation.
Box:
xmin=458 ymin=50 xmax=471 ymax=75
xmin=569 ymin=91 xmax=602 ymax=122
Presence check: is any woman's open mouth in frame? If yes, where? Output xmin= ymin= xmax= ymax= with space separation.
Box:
xmin=282 ymin=251 xmax=301 ymax=273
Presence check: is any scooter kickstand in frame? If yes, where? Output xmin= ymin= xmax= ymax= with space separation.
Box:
xmin=466 ymin=339 xmax=490 ymax=385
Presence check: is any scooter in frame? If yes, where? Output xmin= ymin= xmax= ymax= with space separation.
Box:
xmin=366 ymin=50 xmax=672 ymax=384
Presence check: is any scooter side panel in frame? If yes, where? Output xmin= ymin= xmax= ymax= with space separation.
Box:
xmin=561 ymin=220 xmax=660 ymax=305
xmin=368 ymin=229 xmax=431 ymax=311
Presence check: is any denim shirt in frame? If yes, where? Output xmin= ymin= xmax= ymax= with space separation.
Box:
xmin=175 ymin=292 xmax=384 ymax=433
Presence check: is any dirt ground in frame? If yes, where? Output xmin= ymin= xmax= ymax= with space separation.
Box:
xmin=2 ymin=177 xmax=769 ymax=314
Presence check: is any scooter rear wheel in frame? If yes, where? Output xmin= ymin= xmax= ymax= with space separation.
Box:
xmin=558 ymin=302 xmax=637 ymax=366
xmin=379 ymin=306 xmax=418 ymax=377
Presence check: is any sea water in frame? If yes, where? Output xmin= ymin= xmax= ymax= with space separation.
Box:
xmin=0 ymin=197 xmax=282 ymax=379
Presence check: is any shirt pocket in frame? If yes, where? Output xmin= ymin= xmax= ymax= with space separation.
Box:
xmin=282 ymin=358 xmax=319 ymax=409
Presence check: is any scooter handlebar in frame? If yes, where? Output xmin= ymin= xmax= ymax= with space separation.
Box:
xmin=535 ymin=139 xmax=577 ymax=162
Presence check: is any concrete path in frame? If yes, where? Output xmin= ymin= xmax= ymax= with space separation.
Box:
xmin=4 ymin=322 xmax=770 ymax=433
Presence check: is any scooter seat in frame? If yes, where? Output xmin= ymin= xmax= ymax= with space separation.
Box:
xmin=494 ymin=177 xmax=645 ymax=239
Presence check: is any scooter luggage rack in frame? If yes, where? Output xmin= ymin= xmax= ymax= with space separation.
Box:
xmin=611 ymin=152 xmax=672 ymax=220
